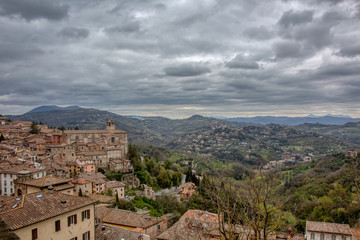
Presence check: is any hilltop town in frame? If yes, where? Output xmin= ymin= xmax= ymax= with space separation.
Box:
xmin=0 ymin=116 xmax=359 ymax=240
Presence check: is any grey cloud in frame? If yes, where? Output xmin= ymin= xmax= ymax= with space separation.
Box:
xmin=278 ymin=10 xmax=314 ymax=28
xmin=273 ymin=40 xmax=312 ymax=59
xmin=59 ymin=27 xmax=90 ymax=39
xmin=243 ymin=26 xmax=274 ymax=41
xmin=0 ymin=43 xmax=43 ymax=62
xmin=225 ymin=54 xmax=259 ymax=69
xmin=163 ymin=63 xmax=211 ymax=77
xmin=0 ymin=0 xmax=359 ymax=118
xmin=337 ymin=44 xmax=360 ymax=57
xmin=0 ymin=0 xmax=69 ymax=21
xmin=104 ymin=22 xmax=140 ymax=34
xmin=293 ymin=23 xmax=332 ymax=49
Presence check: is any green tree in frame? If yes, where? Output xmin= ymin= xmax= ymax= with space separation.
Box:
xmin=157 ymin=167 xmax=171 ymax=188
xmin=29 ymin=121 xmax=39 ymax=134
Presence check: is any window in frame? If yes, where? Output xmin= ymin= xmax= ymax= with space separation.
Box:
xmin=82 ymin=209 xmax=90 ymax=221
xmin=320 ymin=234 xmax=324 ymax=240
xmin=82 ymin=231 xmax=90 ymax=240
xmin=68 ymin=214 xmax=77 ymax=226
xmin=332 ymin=235 xmax=336 ymax=240
xmin=158 ymin=224 xmax=161 ymax=231
xmin=111 ymin=137 xmax=115 ymax=143
xmin=311 ymin=233 xmax=315 ymax=240
xmin=342 ymin=237 xmax=346 ymax=240
xmin=4 ymin=180 xmax=6 ymax=185
xmin=32 ymin=228 xmax=38 ymax=240
xmin=70 ymin=238 xmax=78 ymax=240
xmin=4 ymin=174 xmax=6 ymax=177
xmin=55 ymin=220 xmax=61 ymax=232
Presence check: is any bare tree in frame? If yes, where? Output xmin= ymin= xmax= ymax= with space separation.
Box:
xmin=202 ymin=172 xmax=284 ymax=240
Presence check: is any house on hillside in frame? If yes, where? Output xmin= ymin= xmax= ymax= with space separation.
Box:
xmin=0 ymin=191 xmax=95 ymax=240
xmin=306 ymin=221 xmax=354 ymax=240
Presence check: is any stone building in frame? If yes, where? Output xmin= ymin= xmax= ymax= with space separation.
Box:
xmin=63 ymin=120 xmax=127 ymax=158
xmin=306 ymin=221 xmax=354 ymax=240
xmin=0 ymin=191 xmax=95 ymax=240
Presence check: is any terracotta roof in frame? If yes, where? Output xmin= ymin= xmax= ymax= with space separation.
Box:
xmin=181 ymin=210 xmax=219 ymax=222
xmin=98 ymin=208 xmax=163 ymax=229
xmin=157 ymin=210 xmax=244 ymax=240
xmin=0 ymin=165 xmax=43 ymax=174
xmin=89 ymin=195 xmax=115 ymax=203
xmin=21 ymin=177 xmax=70 ymax=187
xmin=105 ymin=181 xmax=125 ymax=188
xmin=306 ymin=221 xmax=352 ymax=235
xmin=96 ymin=223 xmax=150 ymax=240
xmin=351 ymin=229 xmax=360 ymax=240
xmin=0 ymin=191 xmax=95 ymax=230
xmin=82 ymin=151 xmax=107 ymax=156
xmin=71 ymin=178 xmax=91 ymax=185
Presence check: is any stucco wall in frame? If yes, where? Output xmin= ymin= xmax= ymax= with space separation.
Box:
xmin=14 ymin=204 xmax=95 ymax=240
xmin=306 ymin=231 xmax=351 ymax=240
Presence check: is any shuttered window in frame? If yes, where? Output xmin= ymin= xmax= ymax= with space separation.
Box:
xmin=55 ymin=220 xmax=61 ymax=232
xmin=31 ymin=228 xmax=38 ymax=240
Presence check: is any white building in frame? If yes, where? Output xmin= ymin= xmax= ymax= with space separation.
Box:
xmin=306 ymin=221 xmax=354 ymax=240
xmin=0 ymin=165 xmax=46 ymax=196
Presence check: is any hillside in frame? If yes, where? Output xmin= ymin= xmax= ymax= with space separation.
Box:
xmin=225 ymin=115 xmax=360 ymax=126
xmin=6 ymin=107 xmax=246 ymax=146
xmin=167 ymin=124 xmax=349 ymax=165
xmin=292 ymin=122 xmax=360 ymax=146
xmin=26 ymin=105 xmax=81 ymax=114
xmin=7 ymin=107 xmax=355 ymax=167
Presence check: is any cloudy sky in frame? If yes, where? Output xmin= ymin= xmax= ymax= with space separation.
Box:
xmin=1 ymin=0 xmax=360 ymax=118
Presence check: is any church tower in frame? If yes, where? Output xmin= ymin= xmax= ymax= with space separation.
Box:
xmin=106 ymin=120 xmax=115 ymax=130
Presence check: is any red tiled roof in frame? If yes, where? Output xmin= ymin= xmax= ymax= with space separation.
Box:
xmin=0 ymin=191 xmax=94 ymax=230
xmin=306 ymin=221 xmax=352 ymax=235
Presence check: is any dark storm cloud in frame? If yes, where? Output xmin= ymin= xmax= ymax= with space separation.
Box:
xmin=273 ymin=41 xmax=312 ymax=59
xmin=59 ymin=27 xmax=90 ymax=39
xmin=0 ymin=0 xmax=69 ymax=21
xmin=225 ymin=54 xmax=259 ymax=69
xmin=337 ymin=44 xmax=360 ymax=57
xmin=0 ymin=0 xmax=359 ymax=117
xmin=278 ymin=10 xmax=314 ymax=28
xmin=0 ymin=43 xmax=43 ymax=62
xmin=163 ymin=63 xmax=211 ymax=77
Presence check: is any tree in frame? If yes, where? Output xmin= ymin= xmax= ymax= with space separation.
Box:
xmin=202 ymin=172 xmax=287 ymax=240
xmin=239 ymin=173 xmax=284 ymax=240
xmin=115 ymin=192 xmax=119 ymax=204
xmin=29 ymin=121 xmax=39 ymax=134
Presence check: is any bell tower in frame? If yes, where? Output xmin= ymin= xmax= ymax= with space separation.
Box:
xmin=106 ymin=120 xmax=115 ymax=130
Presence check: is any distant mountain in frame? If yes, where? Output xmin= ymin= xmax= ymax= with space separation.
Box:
xmin=6 ymin=108 xmax=245 ymax=146
xmin=224 ymin=115 xmax=360 ymax=126
xmin=26 ymin=105 xmax=81 ymax=114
